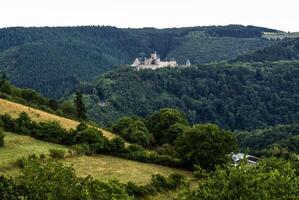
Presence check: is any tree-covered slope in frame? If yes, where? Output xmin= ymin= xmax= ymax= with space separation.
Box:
xmin=80 ymin=61 xmax=299 ymax=130
xmin=0 ymin=25 xmax=275 ymax=98
xmin=234 ymin=37 xmax=299 ymax=62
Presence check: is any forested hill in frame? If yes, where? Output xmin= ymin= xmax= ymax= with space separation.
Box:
xmin=80 ymin=61 xmax=299 ymax=130
xmin=0 ymin=25 xmax=276 ymax=98
xmin=234 ymin=37 xmax=299 ymax=62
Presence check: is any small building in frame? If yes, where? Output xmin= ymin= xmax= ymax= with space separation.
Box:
xmin=232 ymin=153 xmax=260 ymax=165
xmin=131 ymin=51 xmax=178 ymax=70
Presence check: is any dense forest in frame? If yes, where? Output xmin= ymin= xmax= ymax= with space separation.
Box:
xmin=234 ymin=37 xmax=299 ymax=62
xmin=236 ymin=122 xmax=299 ymax=157
xmin=78 ymin=60 xmax=299 ymax=130
xmin=0 ymin=25 xmax=275 ymax=97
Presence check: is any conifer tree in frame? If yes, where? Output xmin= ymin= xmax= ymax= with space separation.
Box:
xmin=74 ymin=90 xmax=87 ymax=120
xmin=0 ymin=72 xmax=6 ymax=86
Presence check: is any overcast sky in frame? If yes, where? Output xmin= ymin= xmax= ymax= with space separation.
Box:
xmin=0 ymin=0 xmax=298 ymax=32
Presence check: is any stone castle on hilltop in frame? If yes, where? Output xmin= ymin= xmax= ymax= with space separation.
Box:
xmin=131 ymin=52 xmax=178 ymax=70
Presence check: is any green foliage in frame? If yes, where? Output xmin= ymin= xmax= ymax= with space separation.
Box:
xmin=0 ymin=112 xmax=72 ymax=145
xmin=151 ymin=173 xmax=186 ymax=191
xmin=49 ymin=148 xmax=66 ymax=159
xmin=112 ymin=117 xmax=153 ymax=146
xmin=193 ymin=165 xmax=209 ymax=179
xmin=236 ymin=123 xmax=299 ymax=156
xmin=125 ymin=173 xmax=187 ymax=198
xmin=61 ymin=101 xmax=76 ymax=118
xmin=86 ymin=61 xmax=299 ymax=130
xmin=5 ymin=157 xmax=133 ymax=200
xmin=0 ymin=114 xmax=16 ymax=132
xmin=0 ymin=25 xmax=274 ymax=98
xmin=0 ymin=79 xmax=60 ymax=114
xmin=0 ymin=176 xmax=16 ymax=200
xmin=147 ymin=108 xmax=188 ymax=145
xmin=178 ymin=158 xmax=299 ymax=200
xmin=74 ymin=90 xmax=87 ymax=120
xmin=175 ymin=124 xmax=237 ymax=170
xmin=0 ymin=130 xmax=5 ymax=147
xmin=235 ymin=38 xmax=299 ymax=62
xmin=74 ymin=127 xmax=104 ymax=145
xmin=1 ymin=112 xmax=183 ymax=168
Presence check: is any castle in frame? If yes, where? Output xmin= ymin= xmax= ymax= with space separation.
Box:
xmin=131 ymin=52 xmax=178 ymax=70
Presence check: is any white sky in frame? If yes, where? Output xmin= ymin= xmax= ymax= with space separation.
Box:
xmin=0 ymin=0 xmax=298 ymax=32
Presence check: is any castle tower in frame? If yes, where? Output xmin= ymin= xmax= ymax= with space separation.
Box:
xmin=186 ymin=59 xmax=191 ymax=67
xmin=150 ymin=51 xmax=158 ymax=60
xmin=131 ymin=58 xmax=141 ymax=67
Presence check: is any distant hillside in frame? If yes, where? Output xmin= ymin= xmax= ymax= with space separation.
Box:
xmin=236 ymin=122 xmax=299 ymax=156
xmin=262 ymin=31 xmax=299 ymax=40
xmin=79 ymin=61 xmax=299 ymax=130
xmin=234 ymin=38 xmax=299 ymax=62
xmin=0 ymin=25 xmax=276 ymax=98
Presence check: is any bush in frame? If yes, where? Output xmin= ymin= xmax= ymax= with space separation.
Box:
xmin=49 ymin=149 xmax=66 ymax=159
xmin=112 ymin=117 xmax=153 ymax=147
xmin=0 ymin=175 xmax=16 ymax=200
xmin=151 ymin=173 xmax=186 ymax=191
xmin=72 ymin=143 xmax=94 ymax=156
xmin=178 ymin=158 xmax=299 ymax=200
xmin=74 ymin=128 xmax=104 ymax=145
xmin=15 ymin=112 xmax=32 ymax=135
xmin=0 ymin=130 xmax=5 ymax=147
xmin=35 ymin=121 xmax=70 ymax=144
xmin=0 ymin=114 xmax=16 ymax=132
xmin=106 ymin=137 xmax=127 ymax=155
xmin=193 ymin=165 xmax=209 ymax=179
xmin=125 ymin=182 xmax=153 ymax=197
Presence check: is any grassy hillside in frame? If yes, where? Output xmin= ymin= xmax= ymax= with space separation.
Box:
xmin=65 ymin=155 xmax=192 ymax=185
xmin=0 ymin=98 xmax=115 ymax=139
xmin=0 ymin=132 xmax=68 ymax=171
xmin=0 ymin=132 xmax=192 ymax=187
xmin=0 ymin=25 xmax=275 ymax=98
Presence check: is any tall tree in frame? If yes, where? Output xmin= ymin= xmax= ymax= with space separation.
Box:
xmin=175 ymin=124 xmax=237 ymax=170
xmin=0 ymin=72 xmax=6 ymax=86
xmin=74 ymin=90 xmax=87 ymax=120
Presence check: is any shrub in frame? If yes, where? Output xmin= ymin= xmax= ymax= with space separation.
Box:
xmin=35 ymin=121 xmax=70 ymax=144
xmin=0 ymin=130 xmax=5 ymax=147
xmin=72 ymin=143 xmax=94 ymax=156
xmin=0 ymin=114 xmax=16 ymax=132
xmin=178 ymin=158 xmax=299 ymax=200
xmin=15 ymin=112 xmax=32 ymax=135
xmin=49 ymin=149 xmax=66 ymax=159
xmin=150 ymin=173 xmax=186 ymax=191
xmin=76 ymin=123 xmax=88 ymax=132
xmin=0 ymin=175 xmax=16 ymax=200
xmin=193 ymin=165 xmax=209 ymax=179
xmin=106 ymin=137 xmax=127 ymax=155
xmin=125 ymin=182 xmax=152 ymax=197
xmin=74 ymin=128 xmax=104 ymax=145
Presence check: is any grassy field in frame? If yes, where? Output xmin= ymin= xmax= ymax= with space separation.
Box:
xmin=262 ymin=32 xmax=299 ymax=40
xmin=0 ymin=98 xmax=115 ymax=139
xmin=64 ymin=155 xmax=192 ymax=185
xmin=0 ymin=132 xmax=69 ymax=171
xmin=1 ymin=133 xmax=193 ymax=186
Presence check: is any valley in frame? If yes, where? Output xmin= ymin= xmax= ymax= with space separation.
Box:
xmin=0 ymin=24 xmax=299 ymax=199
